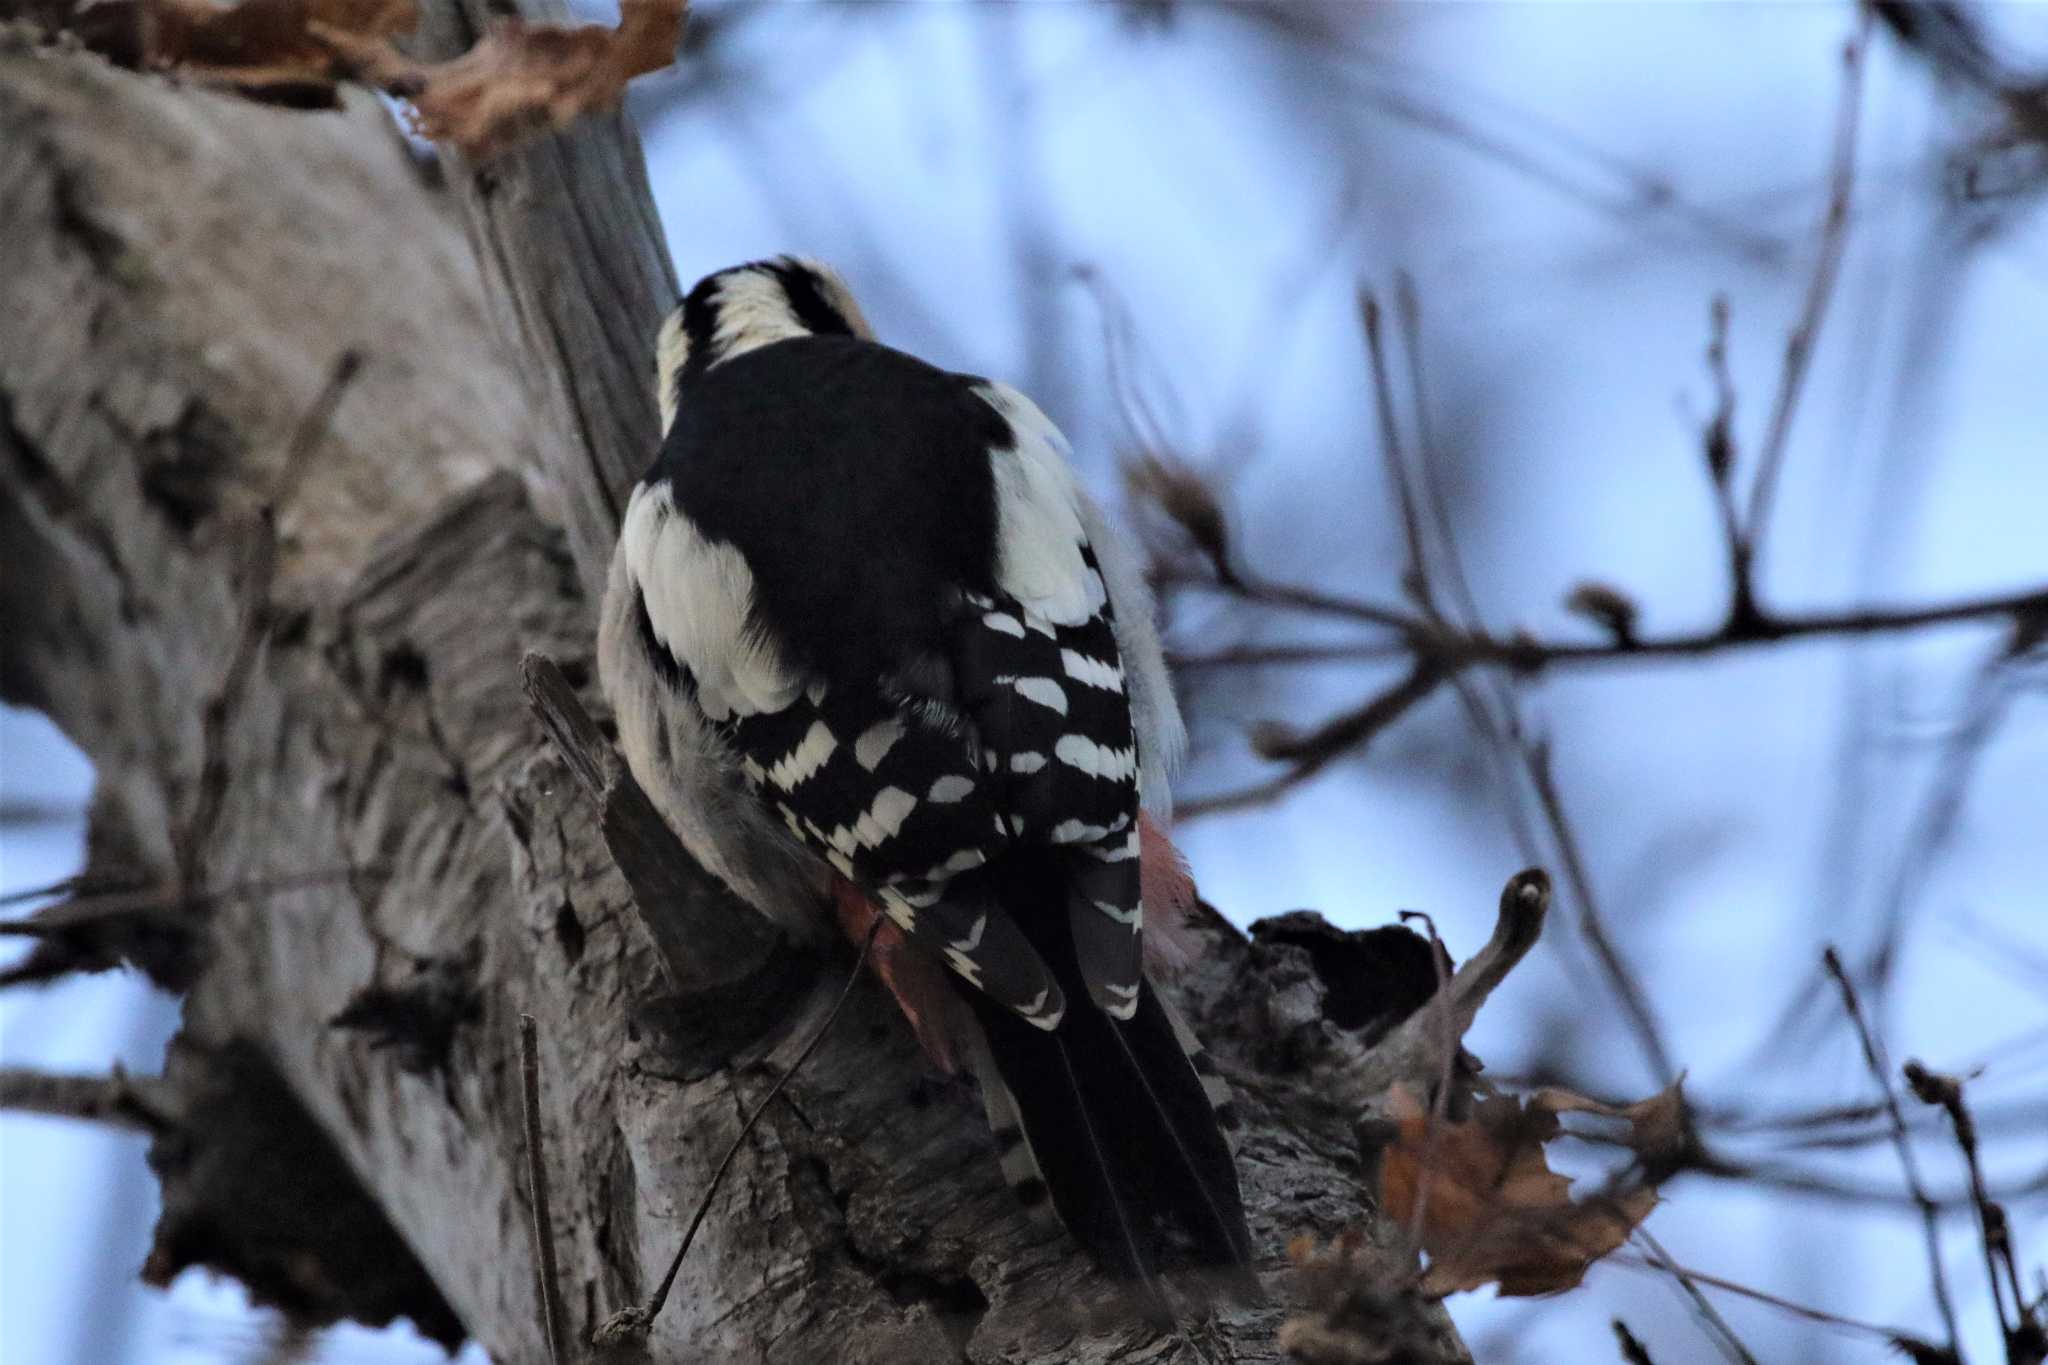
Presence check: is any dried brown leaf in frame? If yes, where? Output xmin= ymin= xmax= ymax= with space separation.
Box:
xmin=142 ymin=0 xmax=418 ymax=105
xmin=348 ymin=0 xmax=685 ymax=158
xmin=45 ymin=0 xmax=684 ymax=153
xmin=1379 ymin=1081 xmax=1665 ymax=1297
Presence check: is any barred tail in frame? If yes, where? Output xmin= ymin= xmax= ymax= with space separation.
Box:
xmin=961 ymin=855 xmax=1254 ymax=1303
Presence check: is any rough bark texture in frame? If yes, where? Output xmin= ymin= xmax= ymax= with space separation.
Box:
xmin=0 ymin=35 xmax=1479 ymax=1365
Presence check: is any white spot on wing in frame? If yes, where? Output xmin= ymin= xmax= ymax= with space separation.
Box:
xmin=983 ymin=611 xmax=1025 ymax=638
xmin=1092 ymin=898 xmax=1143 ymax=927
xmin=854 ymin=717 xmax=905 ymax=771
xmin=1061 ymin=648 xmax=1125 ymax=692
xmin=1009 ymin=752 xmax=1047 ymax=775
xmin=767 ymin=720 xmax=837 ymax=790
xmin=1005 ymin=676 xmax=1068 ymax=715
xmin=1053 ymin=734 xmax=1138 ymax=783
xmin=927 ymin=774 xmax=975 ymax=803
xmin=836 ymin=786 xmax=917 ymax=852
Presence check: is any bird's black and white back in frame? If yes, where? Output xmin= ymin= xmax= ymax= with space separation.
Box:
xmin=598 ymin=256 xmax=1250 ymax=1297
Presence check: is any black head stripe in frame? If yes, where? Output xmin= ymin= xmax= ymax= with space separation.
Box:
xmin=768 ymin=259 xmax=858 ymax=338
xmin=675 ymin=276 xmax=723 ymax=386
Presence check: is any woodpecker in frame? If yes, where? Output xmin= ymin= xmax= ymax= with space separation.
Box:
xmin=597 ymin=256 xmax=1253 ymax=1296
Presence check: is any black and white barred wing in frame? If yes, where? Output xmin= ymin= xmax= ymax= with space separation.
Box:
xmin=623 ymin=376 xmax=1147 ymax=1031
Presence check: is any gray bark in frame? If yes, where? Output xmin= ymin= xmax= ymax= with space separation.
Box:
xmin=0 ymin=34 xmax=1485 ymax=1365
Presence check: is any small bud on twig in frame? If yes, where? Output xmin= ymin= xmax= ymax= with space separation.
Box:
xmin=1565 ymin=581 xmax=1641 ymax=647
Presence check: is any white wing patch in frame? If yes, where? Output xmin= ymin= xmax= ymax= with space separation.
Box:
xmin=853 ymin=716 xmax=906 ymax=771
xmin=621 ymin=483 xmax=800 ymax=720
xmin=977 ymin=383 xmax=1101 ymax=626
xmin=1004 ymin=675 xmax=1069 ymax=715
xmin=767 ymin=720 xmax=837 ymax=790
xmin=1053 ymin=734 xmax=1139 ymax=783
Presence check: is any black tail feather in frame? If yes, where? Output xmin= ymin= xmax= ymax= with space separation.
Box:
xmin=962 ymin=853 xmax=1255 ymax=1299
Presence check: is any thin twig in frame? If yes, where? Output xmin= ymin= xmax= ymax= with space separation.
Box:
xmin=1905 ymin=1060 xmax=2037 ymax=1346
xmin=600 ymin=916 xmax=885 ymax=1343
xmin=1823 ymin=947 xmax=1962 ymax=1351
xmin=1636 ymin=1228 xmax=1759 ymax=1365
xmin=1524 ymin=742 xmax=1675 ymax=1086
xmin=1393 ymin=909 xmax=1457 ymax=1268
xmin=1614 ymin=1250 xmax=1935 ymax=1344
xmin=519 ymin=1015 xmax=567 ymax=1365
xmin=1359 ymin=289 xmax=1435 ymax=617
xmin=1177 ymin=661 xmax=1442 ymax=818
xmin=272 ymin=349 xmax=366 ymax=508
xmin=0 ymin=867 xmax=370 ymax=936
xmin=0 ymin=1066 xmax=175 ymax=1131
xmin=1166 ymin=641 xmax=1410 ymax=672
xmin=1740 ymin=10 xmax=1872 ymax=599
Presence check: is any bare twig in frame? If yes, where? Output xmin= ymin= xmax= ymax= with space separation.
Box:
xmin=521 ymin=652 xmax=780 ymax=991
xmin=1905 ymin=1060 xmax=2041 ymax=1352
xmin=1823 ymin=947 xmax=1962 ymax=1351
xmin=1342 ymin=869 xmax=1549 ymax=1100
xmin=1166 ymin=641 xmax=1410 ymax=672
xmin=0 ymin=867 xmax=369 ymax=936
xmin=271 ymin=349 xmax=366 ymax=508
xmin=1636 ymin=1227 xmax=1759 ymax=1365
xmin=1524 ymin=742 xmax=1675 ymax=1086
xmin=1740 ymin=9 xmax=1872 ymax=602
xmin=519 ymin=1015 xmax=567 ymax=1365
xmin=1393 ymin=908 xmax=1457 ymax=1267
xmin=1178 ymin=661 xmax=1443 ymax=818
xmin=1615 ymin=1250 xmax=1939 ymax=1346
xmin=0 ymin=1066 xmax=175 ymax=1131
xmin=596 ymin=915 xmax=885 ymax=1346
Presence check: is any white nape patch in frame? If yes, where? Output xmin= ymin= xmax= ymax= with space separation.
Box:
xmin=982 ymin=610 xmax=1026 ymax=638
xmin=927 ymin=774 xmax=975 ymax=803
xmin=1004 ymin=676 xmax=1068 ymax=715
xmin=976 ymin=383 xmax=1097 ymax=626
xmin=622 ymin=483 xmax=798 ymax=720
xmin=767 ymin=720 xmax=837 ymax=790
xmin=1092 ymin=899 xmax=1143 ymax=927
xmin=853 ymin=717 xmax=906 ymax=771
xmin=707 ymin=268 xmax=814 ymax=366
xmin=1053 ymin=734 xmax=1139 ymax=783
xmin=655 ymin=306 xmax=690 ymax=436
xmin=1009 ymin=752 xmax=1047 ymax=775
xmin=784 ymin=255 xmax=876 ymax=339
xmin=1061 ymin=648 xmax=1124 ymax=691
